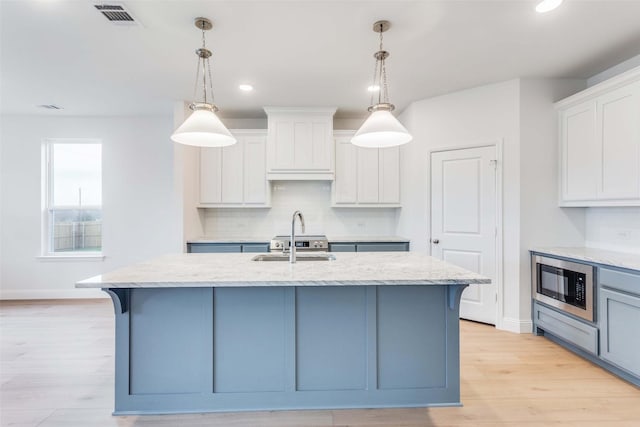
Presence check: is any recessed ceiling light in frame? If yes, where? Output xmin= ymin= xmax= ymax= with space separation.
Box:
xmin=239 ymin=84 xmax=254 ymax=92
xmin=536 ymin=0 xmax=563 ymax=13
xmin=367 ymin=85 xmax=380 ymax=92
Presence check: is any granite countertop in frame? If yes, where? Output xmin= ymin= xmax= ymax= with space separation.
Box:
xmin=76 ymin=252 xmax=490 ymax=289
xmin=532 ymin=247 xmax=640 ymax=272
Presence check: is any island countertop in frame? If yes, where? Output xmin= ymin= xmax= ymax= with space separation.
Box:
xmin=76 ymin=252 xmax=491 ymax=288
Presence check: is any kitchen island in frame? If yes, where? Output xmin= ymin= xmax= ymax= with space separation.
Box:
xmin=77 ymin=252 xmax=490 ymax=415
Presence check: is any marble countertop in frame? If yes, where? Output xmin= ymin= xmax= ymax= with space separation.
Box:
xmin=532 ymin=247 xmax=640 ymax=272
xmin=187 ymin=236 xmax=410 ymax=244
xmin=76 ymin=252 xmax=490 ymax=289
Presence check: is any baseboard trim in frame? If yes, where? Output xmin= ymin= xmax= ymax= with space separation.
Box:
xmin=499 ymin=317 xmax=533 ymax=334
xmin=0 ymin=288 xmax=108 ymax=300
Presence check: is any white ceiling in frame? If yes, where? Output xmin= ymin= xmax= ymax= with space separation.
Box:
xmin=2 ymin=0 xmax=640 ymax=119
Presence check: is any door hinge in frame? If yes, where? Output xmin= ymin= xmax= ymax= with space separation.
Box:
xmin=490 ymin=159 xmax=498 ymax=170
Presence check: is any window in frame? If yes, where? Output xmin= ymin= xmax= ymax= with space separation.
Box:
xmin=44 ymin=140 xmax=102 ymax=255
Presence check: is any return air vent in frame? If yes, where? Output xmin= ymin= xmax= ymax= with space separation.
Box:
xmin=94 ymin=3 xmax=138 ymax=24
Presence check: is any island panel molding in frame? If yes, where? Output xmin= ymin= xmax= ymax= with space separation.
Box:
xmin=79 ymin=252 xmax=490 ymax=414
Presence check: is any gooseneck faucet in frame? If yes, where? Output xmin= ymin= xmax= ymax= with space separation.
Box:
xmin=290 ymin=210 xmax=306 ymax=263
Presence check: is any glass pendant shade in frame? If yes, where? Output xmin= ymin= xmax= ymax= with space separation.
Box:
xmin=351 ymin=108 xmax=412 ymax=148
xmin=171 ymin=105 xmax=236 ymax=147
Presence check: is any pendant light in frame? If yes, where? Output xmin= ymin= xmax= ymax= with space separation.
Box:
xmin=171 ymin=17 xmax=236 ymax=148
xmin=352 ymin=20 xmax=412 ymax=148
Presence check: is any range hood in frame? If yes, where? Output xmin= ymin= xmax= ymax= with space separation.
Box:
xmin=264 ymin=107 xmax=337 ymax=181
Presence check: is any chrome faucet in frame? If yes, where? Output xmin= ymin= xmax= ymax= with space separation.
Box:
xmin=290 ymin=210 xmax=306 ymax=263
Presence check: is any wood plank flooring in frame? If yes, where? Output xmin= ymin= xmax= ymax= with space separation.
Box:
xmin=1 ymin=299 xmax=639 ymax=426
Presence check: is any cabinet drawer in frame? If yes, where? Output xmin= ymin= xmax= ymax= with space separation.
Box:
xmin=242 ymin=244 xmax=270 ymax=253
xmin=187 ymin=243 xmax=242 ymax=253
xmin=534 ymin=302 xmax=598 ymax=355
xmin=600 ymin=268 xmax=640 ymax=295
xmin=329 ymin=243 xmax=356 ymax=252
xmin=357 ymin=243 xmax=409 ymax=252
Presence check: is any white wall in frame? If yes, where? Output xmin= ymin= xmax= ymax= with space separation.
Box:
xmin=397 ymin=79 xmax=521 ymax=330
xmin=200 ymin=181 xmax=398 ymax=239
xmin=585 ymin=208 xmax=640 ymax=253
xmin=0 ymin=115 xmax=181 ymax=299
xmin=397 ymin=78 xmax=588 ymax=332
xmin=519 ymin=78 xmax=588 ymax=320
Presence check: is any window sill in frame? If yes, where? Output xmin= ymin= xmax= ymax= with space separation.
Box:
xmin=37 ymin=254 xmax=105 ymax=262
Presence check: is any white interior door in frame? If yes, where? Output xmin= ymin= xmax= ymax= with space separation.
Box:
xmin=431 ymin=146 xmax=497 ymax=324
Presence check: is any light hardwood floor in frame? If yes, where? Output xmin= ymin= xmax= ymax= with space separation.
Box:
xmin=1 ymin=299 xmax=639 ymax=427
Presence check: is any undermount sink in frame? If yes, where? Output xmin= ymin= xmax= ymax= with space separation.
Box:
xmin=252 ymin=253 xmax=336 ymax=262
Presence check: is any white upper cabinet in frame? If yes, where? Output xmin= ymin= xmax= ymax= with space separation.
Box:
xmin=199 ymin=130 xmax=270 ymax=207
xmin=598 ymin=84 xmax=640 ymax=200
xmin=557 ymin=67 xmax=640 ymax=207
xmin=333 ymin=131 xmax=400 ymax=207
xmin=264 ymin=107 xmax=336 ymax=180
xmin=560 ymin=101 xmax=598 ymax=202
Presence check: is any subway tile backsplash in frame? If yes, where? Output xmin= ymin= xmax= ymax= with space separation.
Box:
xmin=202 ymin=181 xmax=399 ymax=239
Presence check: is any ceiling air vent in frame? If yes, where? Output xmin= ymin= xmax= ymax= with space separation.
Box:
xmin=37 ymin=104 xmax=63 ymax=110
xmin=94 ymin=3 xmax=138 ymax=25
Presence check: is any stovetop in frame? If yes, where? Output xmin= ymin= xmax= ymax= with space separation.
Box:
xmin=270 ymin=235 xmax=329 ymax=252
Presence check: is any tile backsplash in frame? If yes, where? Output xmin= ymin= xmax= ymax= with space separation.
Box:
xmin=201 ymin=181 xmax=399 ymax=238
xmin=585 ymin=207 xmax=640 ymax=254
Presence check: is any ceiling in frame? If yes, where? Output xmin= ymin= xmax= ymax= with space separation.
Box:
xmin=2 ymin=0 xmax=640 ymax=119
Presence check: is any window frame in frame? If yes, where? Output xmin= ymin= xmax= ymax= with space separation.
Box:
xmin=41 ymin=138 xmax=104 ymax=259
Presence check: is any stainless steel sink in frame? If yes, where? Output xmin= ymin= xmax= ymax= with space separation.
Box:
xmin=252 ymin=253 xmax=336 ymax=262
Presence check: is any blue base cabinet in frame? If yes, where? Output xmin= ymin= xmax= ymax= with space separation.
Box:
xmin=187 ymin=242 xmax=269 ymax=253
xmin=599 ymin=268 xmax=640 ymax=378
xmin=532 ymin=255 xmax=640 ymax=387
xmin=328 ymin=242 xmax=409 ymax=252
xmin=104 ymin=283 xmax=467 ymax=414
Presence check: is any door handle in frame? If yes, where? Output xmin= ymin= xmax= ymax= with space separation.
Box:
xmin=432 ymin=239 xmax=440 ymax=244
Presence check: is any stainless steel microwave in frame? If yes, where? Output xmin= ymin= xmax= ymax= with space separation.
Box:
xmin=532 ymin=255 xmax=595 ymax=322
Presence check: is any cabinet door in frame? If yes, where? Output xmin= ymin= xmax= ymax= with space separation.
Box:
xmin=597 ymin=82 xmax=640 ymax=201
xmin=310 ymin=120 xmax=332 ymax=171
xmin=200 ymin=148 xmax=222 ymax=203
xmin=244 ymin=135 xmax=267 ymax=204
xmin=560 ymin=101 xmax=598 ymax=202
xmin=270 ymin=120 xmax=295 ymax=170
xmin=220 ymin=140 xmax=244 ymax=204
xmin=600 ymin=287 xmax=640 ymax=376
xmin=357 ymin=147 xmax=379 ymax=203
xmin=379 ymin=147 xmax=400 ymax=204
xmin=334 ymin=138 xmax=358 ymax=203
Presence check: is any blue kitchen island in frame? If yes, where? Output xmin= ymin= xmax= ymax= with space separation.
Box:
xmin=77 ymin=252 xmax=490 ymax=415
